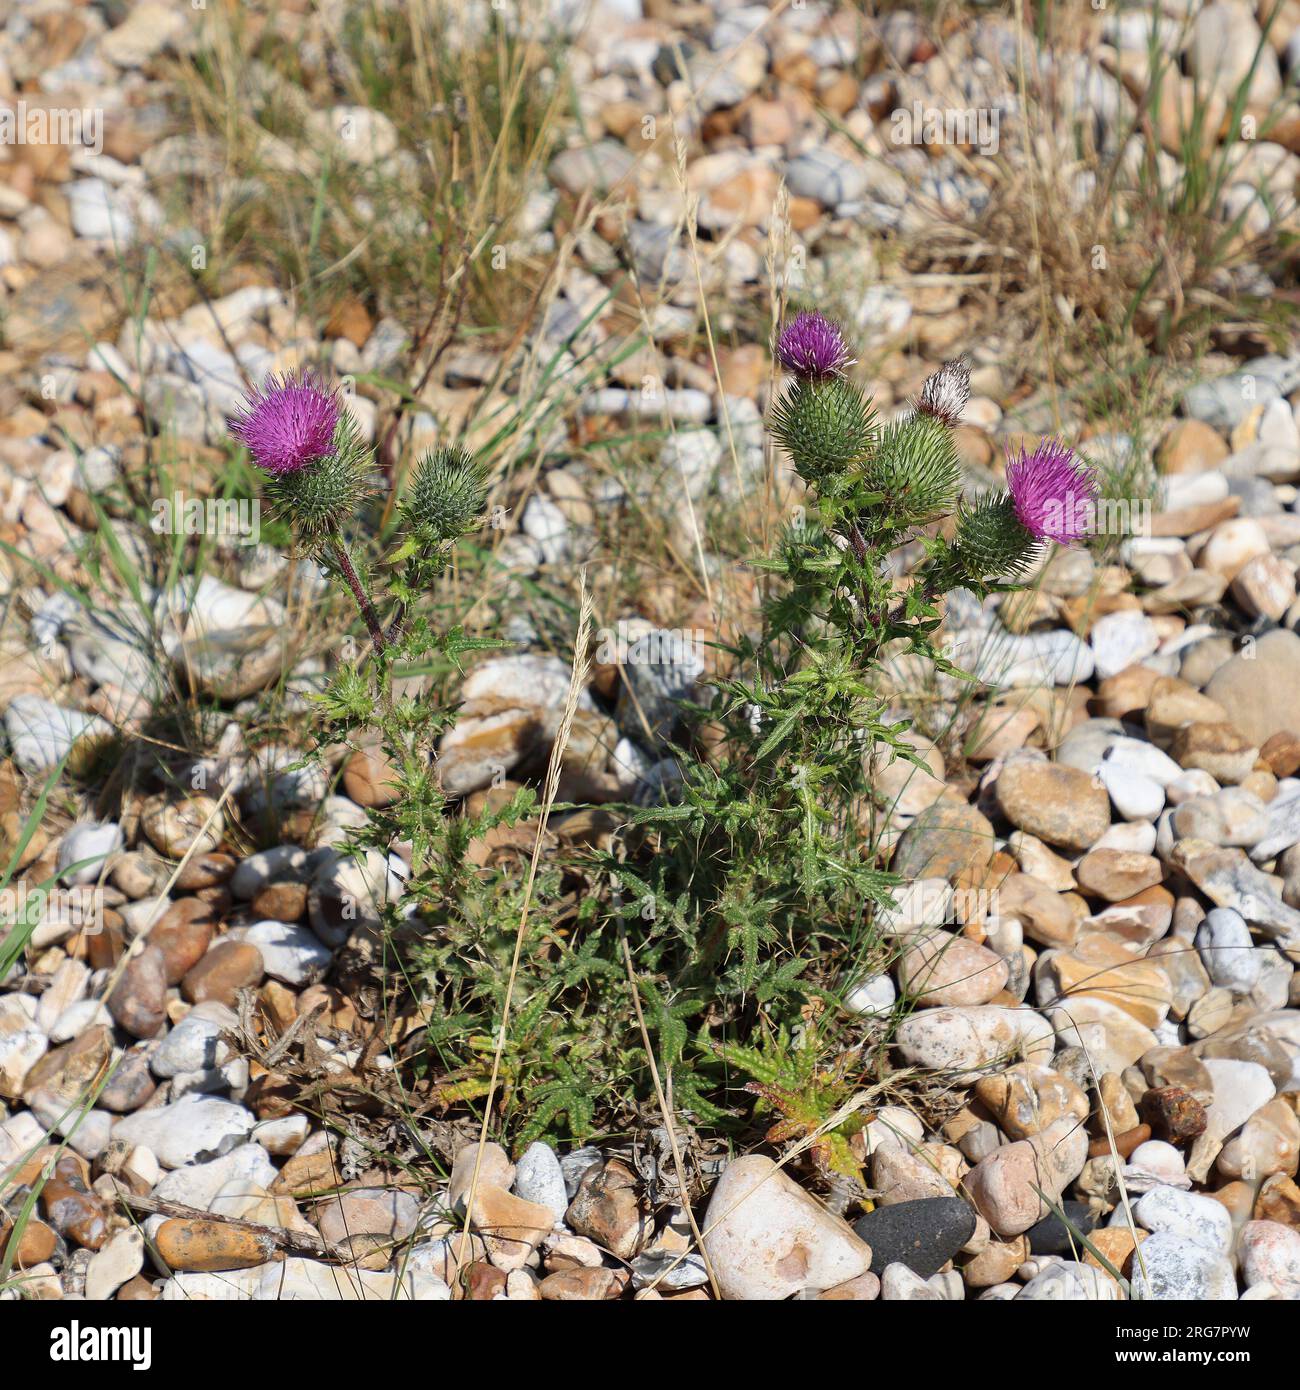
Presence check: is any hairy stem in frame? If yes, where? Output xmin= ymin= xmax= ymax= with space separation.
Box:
xmin=329 ymin=536 xmax=387 ymax=656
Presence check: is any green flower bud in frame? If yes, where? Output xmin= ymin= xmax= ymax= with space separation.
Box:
xmin=860 ymin=411 xmax=960 ymax=525
xmin=770 ymin=377 xmax=877 ymax=486
xmin=952 ymin=491 xmax=1038 ymax=581
xmin=400 ymin=447 xmax=487 ymax=544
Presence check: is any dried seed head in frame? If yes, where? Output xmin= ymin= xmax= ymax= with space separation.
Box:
xmin=916 ymin=358 xmax=971 ymax=428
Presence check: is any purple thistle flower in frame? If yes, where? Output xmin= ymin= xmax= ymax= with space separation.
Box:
xmin=230 ymin=370 xmax=340 ymax=477
xmin=775 ymin=311 xmax=855 ymax=379
xmin=1005 ymin=438 xmax=1098 ymax=547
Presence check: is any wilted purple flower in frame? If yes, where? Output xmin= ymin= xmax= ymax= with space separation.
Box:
xmin=1005 ymin=438 xmax=1098 ymax=547
xmin=775 ymin=311 xmax=855 ymax=379
xmin=230 ymin=371 xmax=340 ymax=477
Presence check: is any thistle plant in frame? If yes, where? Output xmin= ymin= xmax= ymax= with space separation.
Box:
xmin=598 ymin=313 xmax=1097 ymax=1191
xmin=229 ymin=372 xmax=504 ymax=974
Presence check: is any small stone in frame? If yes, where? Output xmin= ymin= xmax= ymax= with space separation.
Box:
xmin=539 ymin=1267 xmax=628 ymax=1300
xmin=40 ymin=1156 xmax=108 ymax=1249
xmin=242 ymin=921 xmax=331 ymax=987
xmin=1134 ymin=1185 xmax=1233 ymax=1254
xmin=896 ymin=930 xmax=1008 ymax=1006
xmin=891 ymin=799 xmax=995 ymax=879
xmin=1238 ymin=1219 xmax=1300 ymax=1291
xmin=1216 ymin=1099 xmax=1300 ymax=1181
xmin=466 ymin=1185 xmax=553 ymax=1273
xmin=1075 ymin=849 xmax=1163 ymax=901
xmin=182 ymin=941 xmax=264 ymax=1005
xmin=895 ymin=1005 xmax=1055 ymax=1081
xmin=250 ymin=881 xmax=308 ymax=922
xmin=701 ymin=1155 xmax=872 ymax=1300
xmin=141 ymin=793 xmax=224 ymax=859
xmin=513 ymin=1142 xmax=567 ymax=1225
xmin=851 ymin=1198 xmax=975 ymax=1278
xmin=565 ymin=1159 xmax=648 ymax=1260
xmin=1204 ymin=630 xmax=1300 ymax=745
xmin=107 ymin=946 xmax=167 ymax=1039
xmin=150 ymin=900 xmax=216 ymax=984
xmin=110 ymin=1095 xmax=256 ymax=1169
xmin=1024 ymin=1201 xmax=1099 ymax=1256
xmin=1140 ymin=1086 xmax=1209 ymax=1143
xmin=973 ymin=1063 xmax=1088 ymax=1141
xmin=1170 ymin=722 xmax=1260 ymax=785
xmin=154 ymin=1218 xmax=278 ymax=1272
xmin=1127 ymin=1230 xmax=1237 ymax=1299
xmin=995 ymin=761 xmax=1112 ymax=851
xmin=84 ymin=1227 xmax=145 ymax=1300
xmin=1196 ymin=907 xmax=1262 ymax=991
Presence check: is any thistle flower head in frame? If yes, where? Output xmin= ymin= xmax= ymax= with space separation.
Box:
xmin=775 ymin=311 xmax=855 ymax=380
xmin=916 ymin=358 xmax=971 ymax=427
xmin=230 ymin=370 xmax=340 ymax=477
xmin=1005 ymin=438 xmax=1097 ymax=547
xmin=260 ymin=406 xmax=371 ymax=549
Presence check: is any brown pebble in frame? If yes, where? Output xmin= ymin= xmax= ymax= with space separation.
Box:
xmin=107 ymin=945 xmax=168 ymax=1039
xmin=174 ymin=853 xmax=237 ymax=891
xmin=1140 ymin=1085 xmax=1208 ymax=1142
xmin=463 ymin=1261 xmax=507 ymax=1300
xmin=1088 ymin=1123 xmax=1151 ymax=1159
xmin=539 ymin=1267 xmax=629 ymax=1300
xmin=270 ymin=1145 xmax=339 ymax=1198
xmin=1261 ymin=731 xmax=1300 ymax=778
xmin=116 ymin=1274 xmax=158 ymax=1300
xmin=0 ymin=1217 xmax=56 ymax=1265
xmin=151 ymin=898 xmax=216 ymax=984
xmin=251 ymin=881 xmax=307 ymax=922
xmin=259 ymin=980 xmax=298 ymax=1032
xmin=182 ymin=940 xmax=264 ymax=1005
xmin=85 ymin=912 xmax=125 ymax=970
xmin=1083 ymin=1226 xmax=1147 ymax=1275
xmin=1255 ymin=1172 xmax=1300 ymax=1230
xmin=41 ymin=1156 xmax=108 ymax=1249
xmin=154 ymin=1218 xmax=278 ymax=1272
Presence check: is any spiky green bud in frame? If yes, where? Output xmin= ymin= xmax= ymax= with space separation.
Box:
xmin=770 ymin=377 xmax=877 ymax=486
xmin=859 ymin=411 xmax=961 ymax=526
xmin=952 ymin=491 xmax=1038 ymax=581
xmin=400 ymin=447 xmax=488 ymax=544
xmin=262 ymin=407 xmax=371 ymax=548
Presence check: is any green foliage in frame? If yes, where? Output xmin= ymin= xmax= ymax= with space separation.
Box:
xmin=715 ymin=1022 xmax=868 ymax=1184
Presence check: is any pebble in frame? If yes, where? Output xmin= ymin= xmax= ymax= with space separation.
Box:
xmin=513 ymin=1142 xmax=568 ymax=1225
xmin=1238 ymin=1220 xmax=1300 ymax=1291
xmin=110 ymin=1095 xmax=256 ymax=1169
xmin=852 ymin=1198 xmax=975 ymax=1278
xmin=242 ymin=921 xmax=331 ymax=986
xmin=1128 ymin=1230 xmax=1238 ymax=1300
xmin=701 ymin=1156 xmax=872 ymax=1300
xmin=1133 ymin=1185 xmax=1234 ymax=1254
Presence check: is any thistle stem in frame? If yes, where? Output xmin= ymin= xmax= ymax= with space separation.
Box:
xmin=329 ymin=536 xmax=387 ymax=656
